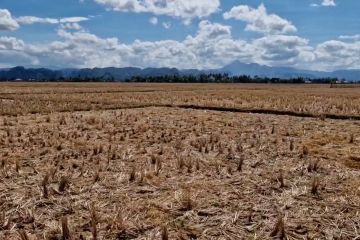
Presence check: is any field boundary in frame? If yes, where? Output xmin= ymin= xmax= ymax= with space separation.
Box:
xmin=0 ymin=96 xmax=360 ymax=121
xmin=175 ymin=105 xmax=360 ymax=121
xmin=3 ymin=103 xmax=359 ymax=121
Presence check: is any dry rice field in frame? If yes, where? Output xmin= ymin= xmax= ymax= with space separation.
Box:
xmin=0 ymin=83 xmax=359 ymax=240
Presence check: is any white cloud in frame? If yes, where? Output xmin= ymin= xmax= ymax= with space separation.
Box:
xmin=192 ymin=20 xmax=232 ymax=40
xmin=162 ymin=22 xmax=171 ymax=29
xmin=0 ymin=36 xmax=25 ymax=50
xmin=314 ymin=40 xmax=360 ymax=70
xmin=322 ymin=0 xmax=336 ymax=7
xmin=0 ymin=20 xmax=308 ymax=70
xmin=59 ymin=17 xmax=89 ymax=23
xmin=0 ymin=9 xmax=19 ymax=31
xmin=60 ymin=22 xmax=83 ymax=30
xmin=149 ymin=17 xmax=158 ymax=25
xmin=0 ymin=20 xmax=359 ymax=71
xmin=16 ymin=16 xmax=89 ymax=25
xmin=94 ymin=0 xmax=220 ymax=24
xmin=223 ymin=4 xmax=297 ymax=34
xmin=0 ymin=37 xmax=38 ymax=67
xmin=252 ymin=35 xmax=314 ymax=66
xmin=339 ymin=34 xmax=360 ymax=41
xmin=311 ymin=0 xmax=336 ymax=7
xmin=0 ymin=50 xmax=39 ymax=68
xmin=0 ymin=9 xmax=89 ymax=32
xmin=0 ymin=21 xmax=248 ymax=69
xmin=16 ymin=16 xmax=59 ymax=25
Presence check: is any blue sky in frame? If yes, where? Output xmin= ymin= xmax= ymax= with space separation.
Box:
xmin=0 ymin=0 xmax=359 ymax=70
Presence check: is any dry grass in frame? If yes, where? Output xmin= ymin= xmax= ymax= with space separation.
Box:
xmin=0 ymin=83 xmax=359 ymax=239
xmin=1 ymin=83 xmax=360 ymax=117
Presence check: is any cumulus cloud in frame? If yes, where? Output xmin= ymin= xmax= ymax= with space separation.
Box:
xmin=0 ymin=20 xmax=308 ymax=70
xmin=192 ymin=20 xmax=232 ymax=40
xmin=0 ymin=36 xmax=38 ymax=67
xmin=314 ymin=40 xmax=360 ymax=70
xmin=252 ymin=35 xmax=314 ymax=67
xmin=0 ymin=9 xmax=19 ymax=31
xmin=0 ymin=19 xmax=359 ymax=71
xmin=0 ymin=50 xmax=39 ymax=68
xmin=223 ymin=4 xmax=297 ymax=34
xmin=0 ymin=21 xmax=247 ymax=69
xmin=94 ymin=0 xmax=220 ymax=24
xmin=0 ymin=36 xmax=25 ymax=50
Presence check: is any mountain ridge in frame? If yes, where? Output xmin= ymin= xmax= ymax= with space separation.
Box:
xmin=0 ymin=61 xmax=359 ymax=81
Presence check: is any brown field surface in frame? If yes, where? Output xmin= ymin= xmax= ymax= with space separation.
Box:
xmin=0 ymin=83 xmax=359 ymax=239
xmin=1 ymin=83 xmax=360 ymax=117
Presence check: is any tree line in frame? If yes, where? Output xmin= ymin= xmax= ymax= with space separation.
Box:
xmin=125 ymin=74 xmax=340 ymax=84
xmin=0 ymin=72 xmax=349 ymax=84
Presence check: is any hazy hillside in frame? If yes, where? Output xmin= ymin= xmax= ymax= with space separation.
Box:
xmin=0 ymin=62 xmax=359 ymax=81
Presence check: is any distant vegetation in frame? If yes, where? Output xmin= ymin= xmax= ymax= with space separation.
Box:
xmin=0 ymin=67 xmax=349 ymax=84
xmin=1 ymin=62 xmax=359 ymax=82
xmin=126 ymin=74 xmax=343 ymax=84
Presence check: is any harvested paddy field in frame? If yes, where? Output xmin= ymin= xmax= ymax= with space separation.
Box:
xmin=1 ymin=83 xmax=360 ymax=117
xmin=0 ymin=83 xmax=359 ymax=239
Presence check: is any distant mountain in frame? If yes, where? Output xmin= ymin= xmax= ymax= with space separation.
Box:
xmin=69 ymin=67 xmax=143 ymax=80
xmin=0 ymin=62 xmax=359 ymax=81
xmin=330 ymin=69 xmax=360 ymax=81
xmin=221 ymin=61 xmax=360 ymax=81
xmin=220 ymin=61 xmax=360 ymax=81
xmin=0 ymin=66 xmax=62 ymax=80
xmin=221 ymin=61 xmax=323 ymax=79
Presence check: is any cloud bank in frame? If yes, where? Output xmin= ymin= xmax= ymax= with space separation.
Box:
xmin=0 ymin=3 xmax=359 ymax=71
xmin=94 ymin=0 xmax=220 ymax=24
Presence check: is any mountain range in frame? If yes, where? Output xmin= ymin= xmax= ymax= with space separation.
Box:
xmin=221 ymin=61 xmax=360 ymax=81
xmin=0 ymin=61 xmax=359 ymax=81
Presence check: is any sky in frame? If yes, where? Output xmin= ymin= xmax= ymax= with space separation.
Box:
xmin=0 ymin=0 xmax=359 ymax=71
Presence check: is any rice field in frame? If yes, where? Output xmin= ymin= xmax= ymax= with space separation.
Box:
xmin=0 ymin=83 xmax=359 ymax=239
